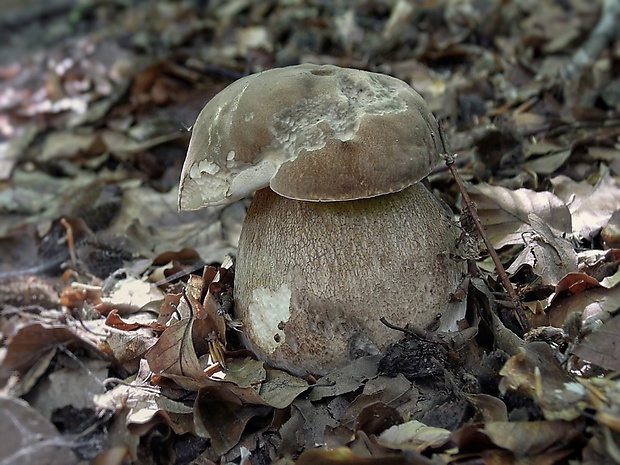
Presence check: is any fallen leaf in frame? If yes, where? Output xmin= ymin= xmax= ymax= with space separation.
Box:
xmin=378 ymin=420 xmax=451 ymax=451
xmin=572 ymin=313 xmax=620 ymax=371
xmin=28 ymin=359 xmax=109 ymax=418
xmin=451 ymin=420 xmax=584 ymax=460
xmin=506 ymin=213 xmax=578 ymax=286
xmin=144 ymin=318 xmax=206 ymax=381
xmin=0 ymin=397 xmax=78 ymax=465
xmin=194 ymin=385 xmax=272 ymax=455
xmin=551 ymin=172 xmax=620 ymax=240
xmin=223 ymin=357 xmax=266 ymax=389
xmin=467 ymin=183 xmax=571 ymax=249
xmin=259 ymin=368 xmax=309 ymax=409
xmin=0 ymin=323 xmax=105 ymax=387
xmin=464 ymin=393 xmax=509 ymax=422
xmin=308 ymin=355 xmax=380 ymax=401
xmin=547 ymin=280 xmax=620 ymax=327
xmin=499 ymin=342 xmax=583 ymax=420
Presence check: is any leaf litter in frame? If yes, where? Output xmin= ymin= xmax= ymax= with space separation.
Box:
xmin=1 ymin=0 xmax=620 ymax=463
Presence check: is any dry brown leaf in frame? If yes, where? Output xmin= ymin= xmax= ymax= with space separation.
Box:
xmin=259 ymin=368 xmax=309 ymax=409
xmin=547 ymin=279 xmax=620 ymax=328
xmin=295 ymin=444 xmax=433 ymax=465
xmin=307 ymin=355 xmax=380 ymax=402
xmin=223 ymin=357 xmax=266 ymax=389
xmin=523 ymin=148 xmax=571 ymax=175
xmin=378 ymin=420 xmax=451 ymax=451
xmin=0 ymin=397 xmax=78 ymax=465
xmin=105 ymin=326 xmax=158 ymax=365
xmin=144 ymin=317 xmax=206 ymax=381
xmin=28 ymin=359 xmax=108 ymax=418
xmin=467 ymin=183 xmax=571 ymax=249
xmin=499 ymin=342 xmax=582 ymax=420
xmin=194 ymin=385 xmax=272 ymax=455
xmin=572 ymin=314 xmax=620 ymax=371
xmin=479 ymin=421 xmax=583 ymax=458
xmin=0 ymin=322 xmax=105 ymax=387
xmin=506 ymin=213 xmax=578 ymax=286
xmin=464 ymin=393 xmax=509 ymax=423
xmin=551 ymin=172 xmax=620 ymax=240
xmin=38 ymin=129 xmax=103 ymax=162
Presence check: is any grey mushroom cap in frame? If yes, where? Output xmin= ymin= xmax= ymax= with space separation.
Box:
xmin=178 ymin=63 xmax=442 ymax=210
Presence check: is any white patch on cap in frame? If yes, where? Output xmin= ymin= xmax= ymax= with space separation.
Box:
xmin=190 ymin=159 xmax=220 ymax=178
xmin=248 ymin=283 xmax=292 ymax=354
xmin=228 ymin=153 xmax=280 ymax=200
xmin=269 ymin=72 xmax=407 ymax=162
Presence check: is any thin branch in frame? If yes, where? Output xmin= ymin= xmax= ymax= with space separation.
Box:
xmin=438 ymin=122 xmax=530 ymax=333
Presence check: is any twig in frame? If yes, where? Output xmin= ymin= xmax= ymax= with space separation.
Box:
xmin=379 ymin=317 xmax=435 ymax=342
xmin=60 ymin=217 xmax=78 ymax=267
xmin=438 ymin=122 xmax=530 ymax=333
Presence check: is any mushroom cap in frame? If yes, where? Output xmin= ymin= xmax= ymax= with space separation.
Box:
xmin=178 ymin=64 xmax=441 ymax=210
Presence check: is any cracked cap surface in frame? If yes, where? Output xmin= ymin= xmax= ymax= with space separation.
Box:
xmin=178 ymin=63 xmax=441 ymax=210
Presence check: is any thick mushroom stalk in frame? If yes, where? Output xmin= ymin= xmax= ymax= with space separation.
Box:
xmin=236 ymin=185 xmax=465 ymax=375
xmin=178 ymin=64 xmax=467 ymax=376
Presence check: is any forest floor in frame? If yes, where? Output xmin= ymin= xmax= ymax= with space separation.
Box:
xmin=1 ymin=1 xmax=619 ymax=464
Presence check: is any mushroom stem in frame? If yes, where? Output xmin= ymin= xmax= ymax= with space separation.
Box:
xmin=235 ymin=185 xmax=467 ymax=375
xmin=438 ymin=123 xmax=529 ymax=333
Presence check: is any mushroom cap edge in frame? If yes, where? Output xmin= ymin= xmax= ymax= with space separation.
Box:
xmin=178 ymin=63 xmax=442 ymax=211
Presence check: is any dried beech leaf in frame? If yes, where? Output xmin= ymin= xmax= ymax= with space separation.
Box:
xmin=547 ymin=281 xmax=620 ymax=328
xmin=28 ymin=360 xmax=108 ymax=418
xmin=307 ymin=355 xmax=380 ymax=401
xmin=145 ymin=318 xmax=206 ymax=380
xmin=506 ymin=213 xmax=578 ymax=286
xmin=0 ymin=397 xmax=78 ymax=465
xmin=572 ymin=314 xmax=620 ymax=371
xmin=339 ymin=374 xmax=415 ymax=433
xmin=467 ymin=183 xmax=571 ymax=249
xmin=499 ymin=342 xmax=582 ymax=420
xmin=480 ymin=420 xmax=583 ymax=457
xmin=194 ymin=385 xmax=272 ymax=455
xmin=259 ymin=368 xmax=309 ymax=409
xmin=464 ymin=393 xmax=509 ymax=422
xmin=523 ymin=148 xmax=571 ymax=175
xmin=224 ymin=358 xmax=267 ymax=389
xmin=378 ymin=420 xmax=451 ymax=451
xmin=0 ymin=323 xmax=104 ymax=385
xmin=551 ymin=173 xmax=620 ymax=240
xmin=105 ymin=326 xmax=158 ymax=365
xmin=354 ymin=402 xmax=403 ymax=436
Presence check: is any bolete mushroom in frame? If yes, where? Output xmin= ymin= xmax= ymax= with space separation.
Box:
xmin=178 ymin=64 xmax=466 ymax=376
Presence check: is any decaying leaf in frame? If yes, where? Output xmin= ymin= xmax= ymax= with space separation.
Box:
xmin=499 ymin=342 xmax=584 ymax=420
xmin=467 ymin=183 xmax=572 ymax=249
xmin=193 ymin=385 xmax=272 ymax=455
xmin=28 ymin=359 xmax=109 ymax=418
xmin=378 ymin=420 xmax=451 ymax=451
xmin=144 ymin=317 xmax=206 ymax=381
xmin=572 ymin=313 xmax=620 ymax=371
xmin=0 ymin=322 xmax=105 ymax=388
xmin=0 ymin=397 xmax=78 ymax=465
xmin=2 ymin=0 xmax=620 ymax=462
xmin=308 ymin=355 xmax=381 ymax=402
xmin=259 ymin=368 xmax=309 ymax=409
xmin=551 ymin=172 xmax=620 ymax=241
xmin=546 ymin=278 xmax=620 ymax=328
xmin=95 ymin=360 xmax=193 ymax=437
xmin=506 ymin=213 xmax=578 ymax=286
xmin=450 ymin=420 xmax=585 ymax=462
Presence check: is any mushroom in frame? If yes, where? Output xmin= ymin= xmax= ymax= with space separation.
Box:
xmin=178 ymin=64 xmax=466 ymax=376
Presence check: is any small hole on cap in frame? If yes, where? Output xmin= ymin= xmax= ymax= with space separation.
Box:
xmin=310 ymin=68 xmax=335 ymax=76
